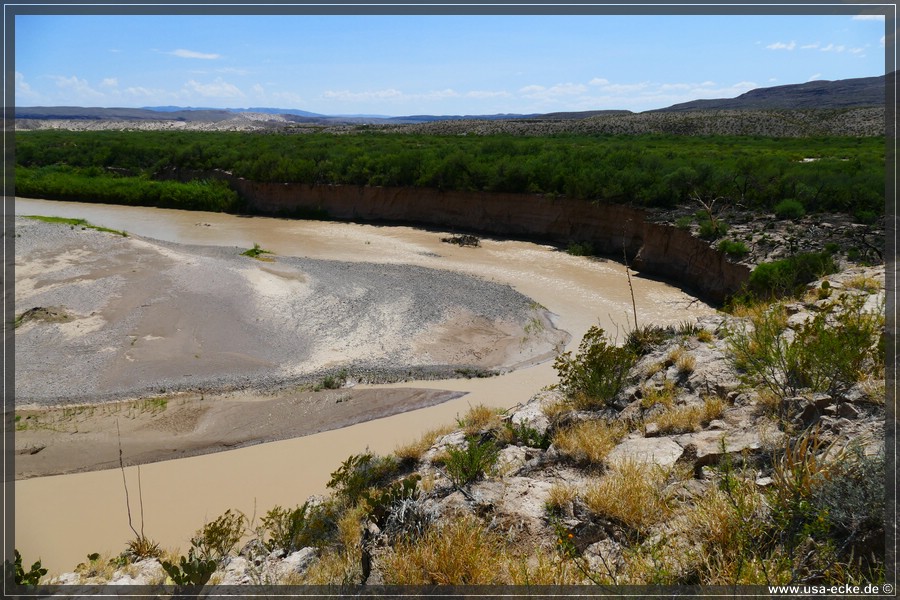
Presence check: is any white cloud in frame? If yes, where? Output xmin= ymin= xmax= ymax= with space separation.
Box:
xmin=766 ymin=41 xmax=796 ymax=50
xmin=15 ymin=71 xmax=41 ymax=101
xmin=125 ymin=86 xmax=164 ymax=98
xmin=520 ymin=83 xmax=588 ymax=101
xmin=589 ymin=77 xmax=609 ymax=86
xmin=169 ymin=49 xmax=221 ymax=60
xmin=52 ymin=75 xmax=104 ymax=99
xmin=465 ymin=90 xmax=510 ymax=99
xmin=881 ymin=35 xmax=886 ymax=47
xmin=852 ymin=14 xmax=885 ymax=21
xmin=183 ymin=78 xmax=244 ymax=98
xmin=801 ymin=42 xmax=820 ymax=49
xmin=322 ymin=88 xmax=469 ymax=105
xmin=808 ymin=73 xmax=823 ymax=82
xmin=101 ymin=78 xmax=118 ymax=88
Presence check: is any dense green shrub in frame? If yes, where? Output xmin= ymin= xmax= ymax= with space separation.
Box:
xmin=327 ymin=452 xmax=400 ymax=506
xmin=190 ymin=509 xmax=247 ymax=563
xmin=555 ymin=326 xmax=636 ymax=409
xmin=746 ymin=252 xmax=837 ymax=299
xmin=718 ymin=239 xmax=750 ymax=258
xmin=773 ymin=198 xmax=806 ymax=220
xmin=444 ymin=437 xmax=499 ymax=487
xmin=260 ymin=501 xmax=339 ymax=552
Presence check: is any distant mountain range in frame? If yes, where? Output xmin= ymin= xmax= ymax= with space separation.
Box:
xmin=15 ymin=74 xmax=887 ymax=124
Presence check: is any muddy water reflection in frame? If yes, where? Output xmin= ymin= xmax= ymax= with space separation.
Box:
xmin=14 ymin=198 xmax=715 ymax=575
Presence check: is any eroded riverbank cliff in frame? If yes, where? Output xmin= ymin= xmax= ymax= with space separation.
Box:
xmin=159 ymin=169 xmax=751 ymax=304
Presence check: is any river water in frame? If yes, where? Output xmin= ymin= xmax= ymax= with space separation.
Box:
xmin=13 ymin=198 xmax=715 ymax=576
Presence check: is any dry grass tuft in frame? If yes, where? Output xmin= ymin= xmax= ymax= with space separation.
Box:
xmin=457 ymin=404 xmax=505 ymax=436
xmin=552 ymin=420 xmax=625 ymax=466
xmin=393 ymin=424 xmax=455 ymax=463
xmin=640 ymin=380 xmax=676 ymax=410
xmin=648 ymin=396 xmax=725 ymax=434
xmin=844 ymin=275 xmax=882 ymax=293
xmin=380 ymin=513 xmax=511 ymax=584
xmin=696 ymin=329 xmax=714 ymax=343
xmin=545 ymin=482 xmax=579 ymax=513
xmin=676 ymin=352 xmax=696 ymax=376
xmin=583 ymin=460 xmax=671 ymax=535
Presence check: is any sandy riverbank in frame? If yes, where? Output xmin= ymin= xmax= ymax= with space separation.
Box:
xmin=14 ymin=215 xmax=566 ymax=478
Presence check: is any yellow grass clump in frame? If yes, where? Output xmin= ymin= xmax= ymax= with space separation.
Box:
xmin=552 ymin=420 xmax=626 ymax=466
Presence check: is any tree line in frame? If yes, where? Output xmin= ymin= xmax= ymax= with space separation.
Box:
xmin=15 ymin=130 xmax=884 ymax=219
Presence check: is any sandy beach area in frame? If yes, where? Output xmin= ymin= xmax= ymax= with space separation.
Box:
xmin=14 ymin=215 xmax=566 ymax=478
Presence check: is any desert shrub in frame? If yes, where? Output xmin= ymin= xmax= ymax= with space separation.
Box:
xmin=327 ymin=452 xmax=400 ymax=506
xmin=698 ymin=218 xmax=728 ymax=240
xmin=774 ymin=198 xmax=806 ymax=220
xmin=555 ymin=326 xmax=636 ymax=409
xmin=718 ymin=239 xmax=750 ymax=258
xmin=123 ymin=536 xmax=162 ymax=562
xmin=501 ymin=420 xmax=551 ymax=449
xmin=443 ymin=437 xmax=499 ymax=486
xmin=746 ymin=251 xmax=837 ymax=299
xmin=648 ymin=396 xmax=725 ymax=434
xmin=728 ymin=294 xmax=883 ymax=399
xmin=675 ymin=215 xmax=693 ymax=229
xmin=625 ymin=324 xmax=672 ymax=356
xmin=191 ymin=509 xmax=247 ymax=563
xmin=260 ymin=501 xmax=338 ymax=553
xmin=812 ymin=445 xmax=884 ymax=564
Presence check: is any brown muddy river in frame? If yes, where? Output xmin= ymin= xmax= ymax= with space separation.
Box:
xmin=14 ymin=198 xmax=715 ymax=575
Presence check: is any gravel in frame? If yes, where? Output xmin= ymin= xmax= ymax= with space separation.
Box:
xmin=14 ymin=217 xmax=560 ymax=405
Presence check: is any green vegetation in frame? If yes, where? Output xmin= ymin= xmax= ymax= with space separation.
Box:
xmin=11 ymin=550 xmax=47 ymax=586
xmin=718 ymin=239 xmax=750 ymax=258
xmin=24 ymin=214 xmax=128 ymax=237
xmin=774 ymin=198 xmax=806 ymax=220
xmin=745 ymin=251 xmax=838 ymax=300
xmin=17 ymin=164 xmax=241 ymax=213
xmin=442 ymin=437 xmax=499 ymax=486
xmin=727 ymin=293 xmax=884 ymax=400
xmin=16 ymin=130 xmax=884 ymax=218
xmin=190 ymin=509 xmax=247 ymax=564
xmin=240 ymin=242 xmax=273 ymax=259
xmin=553 ymin=326 xmax=636 ymax=410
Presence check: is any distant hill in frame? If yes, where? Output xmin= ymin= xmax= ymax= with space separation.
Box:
xmin=655 ymin=74 xmax=886 ymax=112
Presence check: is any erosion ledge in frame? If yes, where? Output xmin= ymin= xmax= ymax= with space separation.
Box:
xmin=228 ymin=180 xmax=750 ymax=304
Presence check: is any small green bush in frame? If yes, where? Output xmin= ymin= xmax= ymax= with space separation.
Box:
xmin=555 ymin=326 xmax=636 ymax=409
xmin=259 ymin=501 xmax=338 ymax=552
xmin=853 ymin=209 xmax=878 ymax=225
xmin=327 ymin=452 xmax=400 ymax=506
xmin=190 ymin=509 xmax=247 ymax=563
xmin=566 ymin=241 xmax=596 ymax=257
xmin=774 ymin=198 xmax=806 ymax=220
xmin=698 ymin=219 xmax=728 ymax=240
xmin=718 ymin=239 xmax=750 ymax=258
xmin=675 ymin=216 xmax=693 ymax=230
xmin=444 ymin=437 xmax=499 ymax=487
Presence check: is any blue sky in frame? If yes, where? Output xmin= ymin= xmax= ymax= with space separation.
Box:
xmin=14 ymin=12 xmax=889 ymax=115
